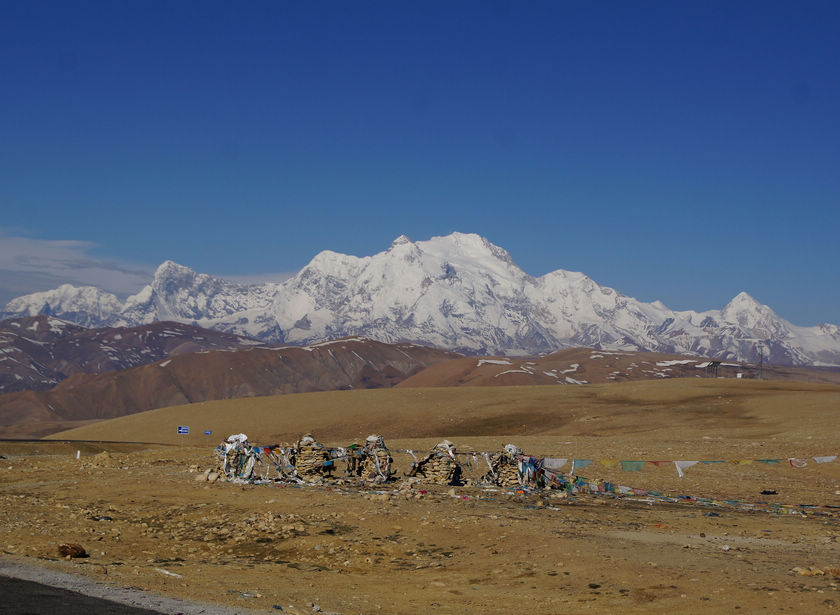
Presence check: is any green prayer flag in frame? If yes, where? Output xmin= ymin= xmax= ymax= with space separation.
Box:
xmin=620 ymin=460 xmax=645 ymax=472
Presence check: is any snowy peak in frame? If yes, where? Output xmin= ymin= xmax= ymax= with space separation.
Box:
xmin=1 ymin=232 xmax=838 ymax=366
xmin=390 ymin=234 xmax=412 ymax=248
xmin=151 ymin=260 xmax=200 ymax=289
xmin=420 ymin=232 xmax=517 ymax=268
xmin=723 ymin=291 xmax=763 ymax=314
xmin=2 ymin=284 xmax=123 ymax=328
xmin=721 ymin=291 xmax=787 ymax=338
xmin=154 ymin=259 xmax=192 ymax=278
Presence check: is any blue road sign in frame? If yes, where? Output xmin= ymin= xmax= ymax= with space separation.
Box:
xmin=177 ymin=425 xmax=190 ymax=435
xmin=204 ymin=430 xmax=212 ymax=436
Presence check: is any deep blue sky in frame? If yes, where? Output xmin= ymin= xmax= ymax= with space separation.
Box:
xmin=1 ymin=1 xmax=838 ymax=325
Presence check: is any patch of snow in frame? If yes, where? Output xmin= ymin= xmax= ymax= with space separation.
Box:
xmin=494 ymin=369 xmax=534 ymax=377
xmin=47 ymin=317 xmax=68 ymax=333
xmin=351 ymin=351 xmax=367 ymax=363
xmin=477 ymin=359 xmax=513 ymax=367
xmin=310 ymin=338 xmax=368 ymax=347
xmin=159 ymin=359 xmax=172 ymax=367
xmin=236 ymin=338 xmax=264 ymax=346
xmin=655 ymin=360 xmax=697 ymax=367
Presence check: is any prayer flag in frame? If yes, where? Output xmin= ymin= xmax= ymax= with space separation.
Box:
xmin=674 ymin=460 xmax=699 ymax=478
xmin=542 ymin=458 xmax=568 ymax=470
xmin=620 ymin=460 xmax=645 ymax=472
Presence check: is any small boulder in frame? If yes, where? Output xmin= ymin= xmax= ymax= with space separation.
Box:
xmin=58 ymin=543 xmax=87 ymax=559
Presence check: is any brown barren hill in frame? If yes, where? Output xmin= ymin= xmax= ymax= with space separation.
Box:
xmin=398 ymin=347 xmax=840 ymax=387
xmin=0 ymin=338 xmax=459 ymax=438
xmin=0 ymin=316 xmax=278 ymax=393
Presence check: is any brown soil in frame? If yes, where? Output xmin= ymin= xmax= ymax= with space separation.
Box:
xmin=2 ymin=379 xmax=840 ymax=613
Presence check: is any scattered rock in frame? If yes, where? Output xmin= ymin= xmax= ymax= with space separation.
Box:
xmin=58 ymin=543 xmax=87 ymax=559
xmin=793 ymin=566 xmax=840 ymax=577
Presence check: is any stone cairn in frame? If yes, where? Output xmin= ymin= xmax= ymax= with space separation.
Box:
xmin=213 ymin=433 xmax=583 ymax=492
xmin=218 ymin=433 xmax=254 ymax=480
xmin=265 ymin=443 xmax=297 ymax=481
xmin=294 ymin=434 xmax=336 ymax=481
xmin=356 ymin=434 xmax=395 ymax=483
xmin=480 ymin=444 xmax=523 ymax=487
xmin=406 ymin=440 xmax=463 ymax=486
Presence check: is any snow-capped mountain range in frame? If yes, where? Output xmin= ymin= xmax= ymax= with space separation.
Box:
xmin=3 ymin=232 xmax=839 ymax=366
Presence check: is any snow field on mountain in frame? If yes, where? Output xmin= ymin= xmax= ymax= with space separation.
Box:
xmin=2 ymin=232 xmax=839 ymax=366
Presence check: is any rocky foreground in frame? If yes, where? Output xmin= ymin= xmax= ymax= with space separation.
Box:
xmin=2 ymin=440 xmax=840 ymax=614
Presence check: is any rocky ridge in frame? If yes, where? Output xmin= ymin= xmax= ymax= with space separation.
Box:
xmin=0 ymin=315 xmax=267 ymax=394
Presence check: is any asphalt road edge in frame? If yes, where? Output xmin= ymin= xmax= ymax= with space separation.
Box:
xmin=0 ymin=556 xmax=268 ymax=614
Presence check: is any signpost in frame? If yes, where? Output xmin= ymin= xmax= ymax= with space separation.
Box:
xmin=177 ymin=425 xmax=190 ymax=436
xmin=204 ymin=429 xmax=212 ymax=446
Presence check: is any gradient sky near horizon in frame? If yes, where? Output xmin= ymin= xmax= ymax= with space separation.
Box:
xmin=1 ymin=1 xmax=838 ymax=325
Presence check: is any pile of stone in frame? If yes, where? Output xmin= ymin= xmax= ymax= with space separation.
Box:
xmin=480 ymin=444 xmax=523 ymax=487
xmin=217 ymin=433 xmax=258 ymax=480
xmin=265 ymin=444 xmax=297 ymax=481
xmin=294 ymin=434 xmax=336 ymax=480
xmin=355 ymin=434 xmax=395 ymax=483
xmin=407 ymin=440 xmax=463 ymax=485
xmin=210 ymin=433 xmax=587 ymax=493
xmin=343 ymin=444 xmax=365 ymax=477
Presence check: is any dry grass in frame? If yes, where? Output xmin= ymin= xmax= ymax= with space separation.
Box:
xmin=50 ymin=378 xmax=840 ymax=457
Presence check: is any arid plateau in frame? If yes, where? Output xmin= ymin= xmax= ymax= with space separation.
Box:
xmin=3 ymin=379 xmax=840 ymax=613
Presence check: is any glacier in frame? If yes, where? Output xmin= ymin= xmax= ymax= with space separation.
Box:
xmin=2 ymin=232 xmax=838 ymax=366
